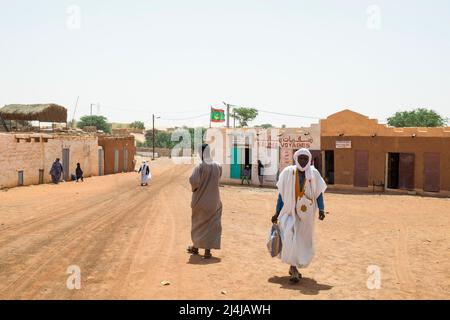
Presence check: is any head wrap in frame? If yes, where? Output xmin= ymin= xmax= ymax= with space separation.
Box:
xmin=199 ymin=143 xmax=212 ymax=163
xmin=293 ymin=148 xmax=312 ymax=180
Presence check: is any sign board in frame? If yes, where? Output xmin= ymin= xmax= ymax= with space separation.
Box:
xmin=336 ymin=141 xmax=352 ymax=149
xmin=279 ymin=135 xmax=314 ymax=149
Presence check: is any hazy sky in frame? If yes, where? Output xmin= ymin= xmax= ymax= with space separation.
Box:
xmin=1 ymin=0 xmax=449 ymax=128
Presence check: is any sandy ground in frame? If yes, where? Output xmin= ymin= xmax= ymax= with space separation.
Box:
xmin=0 ymin=158 xmax=449 ymax=300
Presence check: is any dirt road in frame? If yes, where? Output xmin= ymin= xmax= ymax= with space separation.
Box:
xmin=0 ymin=158 xmax=449 ymax=299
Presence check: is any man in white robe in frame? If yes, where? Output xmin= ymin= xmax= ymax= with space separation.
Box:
xmin=138 ymin=160 xmax=151 ymax=186
xmin=272 ymin=148 xmax=327 ymax=283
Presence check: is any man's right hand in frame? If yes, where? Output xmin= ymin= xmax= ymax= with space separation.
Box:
xmin=271 ymin=214 xmax=279 ymax=224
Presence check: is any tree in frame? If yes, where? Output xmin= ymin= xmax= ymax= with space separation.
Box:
xmin=144 ymin=127 xmax=207 ymax=151
xmin=255 ymin=123 xmax=273 ymax=129
xmin=130 ymin=121 xmax=145 ymax=130
xmin=77 ymin=115 xmax=111 ymax=133
xmin=387 ymin=108 xmax=447 ymax=127
xmin=145 ymin=130 xmax=176 ymax=149
xmin=231 ymin=107 xmax=259 ymax=127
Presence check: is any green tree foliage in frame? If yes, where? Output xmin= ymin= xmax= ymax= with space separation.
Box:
xmin=130 ymin=121 xmax=145 ymax=130
xmin=231 ymin=107 xmax=259 ymax=127
xmin=143 ymin=127 xmax=206 ymax=150
xmin=145 ymin=130 xmax=176 ymax=149
xmin=255 ymin=123 xmax=273 ymax=129
xmin=77 ymin=115 xmax=111 ymax=133
xmin=387 ymin=108 xmax=447 ymax=127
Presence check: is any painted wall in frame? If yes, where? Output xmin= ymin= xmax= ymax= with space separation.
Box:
xmin=320 ymin=110 xmax=450 ymax=195
xmin=321 ymin=136 xmax=450 ymax=194
xmin=0 ymin=133 xmax=99 ymax=188
xmin=209 ymin=126 xmax=320 ymax=187
xmin=97 ymin=136 xmax=136 ymax=175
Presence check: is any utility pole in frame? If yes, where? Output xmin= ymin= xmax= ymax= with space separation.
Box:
xmin=152 ymin=114 xmax=155 ymax=160
xmin=223 ymin=102 xmax=230 ymax=128
xmin=152 ymin=114 xmax=160 ymax=160
xmin=71 ymin=96 xmax=79 ymax=128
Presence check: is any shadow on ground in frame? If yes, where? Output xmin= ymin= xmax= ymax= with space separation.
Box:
xmin=187 ymin=254 xmax=222 ymax=265
xmin=268 ymin=276 xmax=333 ymax=295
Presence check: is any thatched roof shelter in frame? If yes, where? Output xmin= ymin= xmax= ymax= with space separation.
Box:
xmin=0 ymin=104 xmax=67 ymax=123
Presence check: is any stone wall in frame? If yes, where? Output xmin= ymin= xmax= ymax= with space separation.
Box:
xmin=0 ymin=133 xmax=99 ymax=188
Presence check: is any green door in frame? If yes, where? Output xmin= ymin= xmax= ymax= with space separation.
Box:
xmin=230 ymin=146 xmax=241 ymax=179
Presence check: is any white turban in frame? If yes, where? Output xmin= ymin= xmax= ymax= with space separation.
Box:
xmin=293 ymin=148 xmax=312 ymax=180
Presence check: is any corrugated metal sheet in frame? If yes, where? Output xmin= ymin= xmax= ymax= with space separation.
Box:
xmin=423 ymin=152 xmax=440 ymax=192
xmin=399 ymin=153 xmax=415 ymax=190
xmin=354 ymin=150 xmax=369 ymax=187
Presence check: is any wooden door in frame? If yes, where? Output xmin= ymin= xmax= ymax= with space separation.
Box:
xmin=423 ymin=152 xmax=440 ymax=192
xmin=354 ymin=150 xmax=369 ymax=187
xmin=399 ymin=153 xmax=415 ymax=190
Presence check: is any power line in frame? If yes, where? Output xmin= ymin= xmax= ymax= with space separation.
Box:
xmin=225 ymin=103 xmax=321 ymax=120
xmin=160 ymin=113 xmax=210 ymax=121
xmin=99 ymin=105 xmax=148 ymax=114
xmin=89 ymin=102 xmax=326 ymax=125
xmin=257 ymin=109 xmax=321 ymax=120
xmin=86 ymin=102 xmax=323 ymax=121
xmin=99 ymin=104 xmax=207 ymax=116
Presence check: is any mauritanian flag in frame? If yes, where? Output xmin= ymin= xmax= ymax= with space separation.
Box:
xmin=210 ymin=108 xmax=225 ymax=122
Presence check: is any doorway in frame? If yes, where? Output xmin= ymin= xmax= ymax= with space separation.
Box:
xmin=230 ymin=145 xmax=241 ymax=179
xmin=62 ymin=148 xmax=70 ymax=181
xmin=39 ymin=169 xmax=44 ymax=184
xmin=18 ymin=171 xmax=24 ymax=186
xmin=241 ymin=147 xmax=252 ymax=179
xmin=387 ymin=153 xmax=399 ymax=189
xmin=310 ymin=150 xmax=322 ymax=176
xmin=98 ymin=149 xmax=104 ymax=176
xmin=324 ymin=150 xmax=334 ymax=185
xmin=114 ymin=149 xmax=119 ymax=174
xmin=124 ymin=149 xmax=129 ymax=172
xmin=387 ymin=153 xmax=415 ymax=190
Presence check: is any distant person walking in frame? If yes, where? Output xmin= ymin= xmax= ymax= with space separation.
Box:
xmin=75 ymin=163 xmax=84 ymax=182
xmin=49 ymin=158 xmax=64 ymax=184
xmin=138 ymin=160 xmax=151 ymax=186
xmin=188 ymin=144 xmax=222 ymax=259
xmin=258 ymin=160 xmax=265 ymax=187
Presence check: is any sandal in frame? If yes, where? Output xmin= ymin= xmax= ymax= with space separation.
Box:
xmin=289 ymin=267 xmax=302 ymax=283
xmin=187 ymin=246 xmax=199 ymax=255
xmin=203 ymin=250 xmax=212 ymax=259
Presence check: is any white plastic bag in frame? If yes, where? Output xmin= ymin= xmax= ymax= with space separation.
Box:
xmin=267 ymin=224 xmax=282 ymax=257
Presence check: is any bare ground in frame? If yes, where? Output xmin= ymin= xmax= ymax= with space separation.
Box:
xmin=0 ymin=158 xmax=449 ymax=300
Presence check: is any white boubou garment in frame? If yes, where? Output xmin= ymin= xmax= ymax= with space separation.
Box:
xmin=140 ymin=161 xmax=151 ymax=184
xmin=276 ymin=148 xmax=327 ymax=268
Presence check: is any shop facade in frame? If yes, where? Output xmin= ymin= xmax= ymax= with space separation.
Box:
xmin=320 ymin=110 xmax=450 ymax=196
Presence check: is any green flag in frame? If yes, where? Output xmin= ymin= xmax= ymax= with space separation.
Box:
xmin=210 ymin=108 xmax=225 ymax=122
